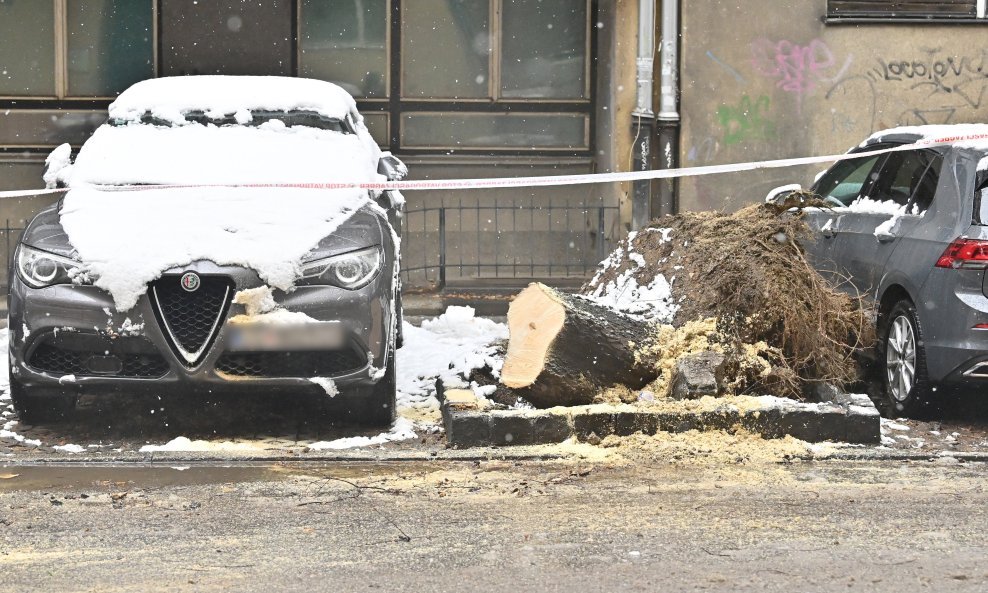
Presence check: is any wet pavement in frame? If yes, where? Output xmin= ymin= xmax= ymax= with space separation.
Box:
xmin=3 ymin=457 xmax=988 ymax=592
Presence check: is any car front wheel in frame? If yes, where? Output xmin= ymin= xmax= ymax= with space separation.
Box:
xmin=882 ymin=300 xmax=937 ymax=418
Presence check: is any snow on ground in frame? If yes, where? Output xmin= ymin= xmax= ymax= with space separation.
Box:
xmin=396 ymin=306 xmax=508 ymax=408
xmin=308 ymin=417 xmax=417 ymax=450
xmin=0 ymin=307 xmax=507 ymax=454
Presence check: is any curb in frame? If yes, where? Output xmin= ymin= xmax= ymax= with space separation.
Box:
xmin=438 ymin=381 xmax=881 ymax=447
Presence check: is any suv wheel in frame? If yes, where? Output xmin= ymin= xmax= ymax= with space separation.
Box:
xmin=881 ymin=300 xmax=937 ymax=418
xmin=8 ymin=375 xmax=76 ymax=425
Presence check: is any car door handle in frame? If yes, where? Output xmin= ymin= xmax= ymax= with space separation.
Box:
xmin=875 ymin=231 xmax=896 ymax=243
xmin=822 ymin=228 xmax=836 ymax=238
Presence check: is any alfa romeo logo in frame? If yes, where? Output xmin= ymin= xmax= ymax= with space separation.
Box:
xmin=180 ymin=272 xmax=201 ymax=292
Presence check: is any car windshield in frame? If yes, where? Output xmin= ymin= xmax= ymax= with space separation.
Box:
xmin=109 ymin=109 xmax=352 ymax=134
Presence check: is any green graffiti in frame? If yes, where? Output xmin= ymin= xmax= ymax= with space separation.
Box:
xmin=717 ymin=95 xmax=775 ymax=145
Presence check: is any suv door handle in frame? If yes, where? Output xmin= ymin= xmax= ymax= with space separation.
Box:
xmin=875 ymin=231 xmax=896 ymax=243
xmin=822 ymin=228 xmax=836 ymax=238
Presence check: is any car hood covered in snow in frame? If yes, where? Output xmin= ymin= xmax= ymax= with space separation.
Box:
xmin=49 ymin=186 xmax=378 ymax=312
xmin=32 ymin=76 xmax=394 ymax=312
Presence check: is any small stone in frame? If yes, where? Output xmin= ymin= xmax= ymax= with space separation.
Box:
xmin=670 ymin=351 xmax=725 ymax=400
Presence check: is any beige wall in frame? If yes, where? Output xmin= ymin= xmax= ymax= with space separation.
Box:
xmin=678 ymin=1 xmax=988 ymax=212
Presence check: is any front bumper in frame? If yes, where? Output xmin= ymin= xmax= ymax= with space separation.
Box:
xmin=8 ymin=260 xmax=395 ymax=396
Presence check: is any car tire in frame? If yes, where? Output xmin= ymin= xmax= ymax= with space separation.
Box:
xmin=351 ymin=343 xmax=397 ymax=428
xmin=881 ymin=300 xmax=938 ymax=419
xmin=8 ymin=375 xmax=76 ymax=425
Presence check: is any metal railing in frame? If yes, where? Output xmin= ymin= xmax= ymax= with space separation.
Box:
xmin=400 ymin=198 xmax=620 ymax=289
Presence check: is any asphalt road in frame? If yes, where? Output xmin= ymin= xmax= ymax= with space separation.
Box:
xmin=2 ymin=457 xmax=987 ymax=593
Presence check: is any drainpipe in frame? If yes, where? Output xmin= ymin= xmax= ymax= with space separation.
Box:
xmin=653 ymin=0 xmax=680 ymax=219
xmin=631 ymin=0 xmax=656 ymax=230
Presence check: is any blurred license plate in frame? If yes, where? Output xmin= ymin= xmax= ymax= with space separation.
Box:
xmin=228 ymin=321 xmax=345 ymax=351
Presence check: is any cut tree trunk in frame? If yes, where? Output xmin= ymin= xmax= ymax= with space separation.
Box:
xmin=500 ymin=283 xmax=659 ymax=408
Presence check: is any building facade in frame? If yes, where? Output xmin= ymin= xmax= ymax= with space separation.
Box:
xmin=0 ymin=0 xmax=641 ymax=290
xmin=7 ymin=1 xmax=981 ymax=289
xmin=676 ymin=0 xmax=988 ymax=212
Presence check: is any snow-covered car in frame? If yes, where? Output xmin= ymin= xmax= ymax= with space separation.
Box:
xmin=769 ymin=124 xmax=988 ymax=417
xmin=8 ymin=76 xmax=406 ymax=426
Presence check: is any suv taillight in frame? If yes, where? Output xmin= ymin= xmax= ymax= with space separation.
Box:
xmin=936 ymin=238 xmax=988 ymax=269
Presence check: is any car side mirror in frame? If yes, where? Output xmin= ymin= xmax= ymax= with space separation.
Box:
xmin=765 ymin=184 xmax=802 ymax=205
xmin=43 ymin=143 xmax=73 ymax=189
xmin=377 ymin=152 xmax=408 ymax=181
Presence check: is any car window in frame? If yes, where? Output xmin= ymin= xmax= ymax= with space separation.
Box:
xmin=977 ymin=189 xmax=988 ymax=225
xmin=868 ymin=150 xmax=939 ymax=208
xmin=812 ymin=154 xmax=882 ymax=206
xmin=907 ymin=153 xmax=942 ymax=213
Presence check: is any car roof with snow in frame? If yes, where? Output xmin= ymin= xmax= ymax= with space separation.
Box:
xmin=108 ymin=75 xmax=361 ymax=126
xmin=862 ymin=124 xmax=988 ymax=154
xmin=68 ymin=76 xmax=383 ymax=188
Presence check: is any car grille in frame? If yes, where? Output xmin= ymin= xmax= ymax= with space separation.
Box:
xmin=215 ymin=350 xmax=365 ymax=378
xmin=28 ymin=341 xmax=169 ymax=379
xmin=151 ymin=275 xmax=232 ymax=365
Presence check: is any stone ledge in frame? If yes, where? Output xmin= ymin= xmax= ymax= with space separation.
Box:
xmin=437 ymin=381 xmax=881 ymax=448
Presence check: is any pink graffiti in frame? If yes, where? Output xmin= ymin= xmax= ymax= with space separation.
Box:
xmin=750 ymin=39 xmax=847 ymax=100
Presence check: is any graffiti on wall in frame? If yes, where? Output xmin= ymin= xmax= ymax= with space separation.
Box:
xmin=871 ymin=49 xmax=988 ymax=112
xmin=750 ymin=39 xmax=852 ymax=110
xmin=827 ymin=48 xmax=988 ymax=132
xmin=716 ymin=95 xmax=774 ymax=145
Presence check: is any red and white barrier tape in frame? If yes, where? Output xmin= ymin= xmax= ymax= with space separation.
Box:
xmin=2 ymin=133 xmax=986 ymax=199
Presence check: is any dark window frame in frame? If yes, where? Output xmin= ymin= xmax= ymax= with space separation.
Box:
xmin=2 ymin=0 xmax=597 ymax=159
xmin=369 ymin=0 xmax=598 ymax=157
xmin=826 ymin=0 xmax=988 ymax=23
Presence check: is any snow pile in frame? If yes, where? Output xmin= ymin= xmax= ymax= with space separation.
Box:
xmin=69 ymin=122 xmax=380 ymax=187
xmin=846 ymin=196 xmax=910 ymax=215
xmin=43 ymin=143 xmax=72 ymax=189
xmin=108 ymin=76 xmax=358 ymax=126
xmin=308 ymin=417 xmax=416 ymax=450
xmin=397 ymin=306 xmax=508 ymax=408
xmin=585 ymin=228 xmax=678 ymax=323
xmin=309 ymin=377 xmax=339 ymax=398
xmin=228 ymin=286 xmax=317 ymax=325
xmin=139 ymin=437 xmax=269 ymax=453
xmin=59 ymin=186 xmax=370 ymax=311
xmin=979 ymin=156 xmax=988 ymax=172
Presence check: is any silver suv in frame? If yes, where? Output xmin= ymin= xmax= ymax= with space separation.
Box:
xmin=777 ymin=125 xmax=988 ymax=417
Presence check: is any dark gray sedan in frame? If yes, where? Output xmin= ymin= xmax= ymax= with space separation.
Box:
xmin=774 ymin=125 xmax=988 ymax=417
xmin=8 ymin=76 xmax=405 ymax=427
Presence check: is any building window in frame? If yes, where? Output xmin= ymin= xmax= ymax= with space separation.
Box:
xmin=300 ymin=0 xmax=389 ymax=98
xmin=827 ymin=0 xmax=988 ymax=21
xmin=300 ymin=0 xmax=595 ymax=155
xmin=0 ymin=0 xmax=154 ymax=99
xmin=161 ymin=0 xmax=291 ymax=77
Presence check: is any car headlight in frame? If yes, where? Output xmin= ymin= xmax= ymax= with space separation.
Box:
xmin=299 ymin=246 xmax=382 ymax=290
xmin=16 ymin=244 xmax=91 ymax=289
